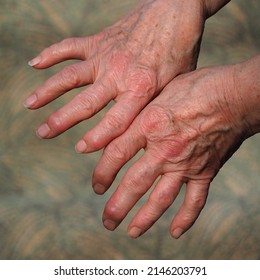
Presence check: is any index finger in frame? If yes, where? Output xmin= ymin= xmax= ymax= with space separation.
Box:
xmin=28 ymin=37 xmax=94 ymax=68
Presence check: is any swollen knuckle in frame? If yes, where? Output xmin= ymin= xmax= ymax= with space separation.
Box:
xmin=76 ymin=94 xmax=95 ymax=114
xmin=104 ymin=206 xmax=116 ymax=218
xmin=190 ymin=193 xmax=206 ymax=210
xmin=61 ymin=37 xmax=79 ymax=51
xmin=61 ymin=65 xmax=80 ymax=87
xmin=48 ymin=115 xmax=63 ymax=132
xmin=105 ymin=203 xmax=124 ymax=220
xmin=156 ymin=190 xmax=173 ymax=206
xmin=149 ymin=190 xmax=172 ymax=210
xmin=90 ymin=137 xmax=103 ymax=150
xmin=181 ymin=213 xmax=194 ymax=225
xmin=105 ymin=113 xmax=123 ymax=131
xmin=105 ymin=142 xmax=126 ymax=164
xmin=47 ymin=38 xmax=75 ymax=56
xmin=127 ymin=67 xmax=157 ymax=98
xmin=125 ymin=178 xmax=144 ymax=196
xmin=140 ymin=105 xmax=172 ymax=135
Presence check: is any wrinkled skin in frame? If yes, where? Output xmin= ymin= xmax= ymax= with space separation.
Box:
xmin=25 ymin=0 xmax=260 ymax=239
xmin=24 ymin=0 xmax=206 ymax=151
xmin=93 ymin=64 xmax=254 ymax=238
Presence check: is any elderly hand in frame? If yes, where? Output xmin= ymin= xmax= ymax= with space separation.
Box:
xmin=93 ymin=56 xmax=260 ymax=238
xmin=24 ymin=0 xmax=207 ymax=151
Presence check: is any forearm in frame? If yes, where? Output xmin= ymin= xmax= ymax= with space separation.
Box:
xmin=233 ymin=55 xmax=260 ymax=136
xmin=137 ymin=0 xmax=231 ymax=18
xmin=203 ymin=0 xmax=231 ymax=17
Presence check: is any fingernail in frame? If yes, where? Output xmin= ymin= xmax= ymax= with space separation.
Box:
xmin=128 ymin=227 xmax=142 ymax=239
xmin=36 ymin=123 xmax=50 ymax=138
xmin=75 ymin=139 xmax=87 ymax=153
xmin=23 ymin=94 xmax=37 ymax=108
xmin=103 ymin=219 xmax=117 ymax=231
xmin=93 ymin=183 xmax=106 ymax=194
xmin=172 ymin=228 xmax=184 ymax=239
xmin=28 ymin=56 xmax=41 ymax=67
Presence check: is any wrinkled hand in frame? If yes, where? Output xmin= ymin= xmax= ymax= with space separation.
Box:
xmin=94 ymin=65 xmax=249 ymax=239
xmin=24 ymin=0 xmax=205 ymax=152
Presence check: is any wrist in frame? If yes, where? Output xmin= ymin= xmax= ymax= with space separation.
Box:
xmin=233 ymin=55 xmax=260 ymax=137
xmin=202 ymin=0 xmax=231 ymax=18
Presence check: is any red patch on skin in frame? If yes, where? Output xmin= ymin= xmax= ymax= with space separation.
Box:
xmin=160 ymin=136 xmax=188 ymax=160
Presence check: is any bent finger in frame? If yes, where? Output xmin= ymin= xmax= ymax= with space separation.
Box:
xmin=92 ymin=127 xmax=146 ymax=194
xmin=128 ymin=174 xmax=183 ymax=238
xmin=36 ymin=78 xmax=116 ymax=138
xmin=76 ymin=91 xmax=151 ymax=153
xmin=102 ymin=152 xmax=162 ymax=231
xmin=24 ymin=60 xmax=95 ymax=109
xmin=28 ymin=37 xmax=90 ymax=68
xmin=170 ymin=180 xmax=209 ymax=239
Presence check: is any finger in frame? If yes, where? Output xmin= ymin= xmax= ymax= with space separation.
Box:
xmin=24 ymin=60 xmax=95 ymax=109
xmin=36 ymin=78 xmax=116 ymax=139
xmin=28 ymin=37 xmax=89 ymax=68
xmin=102 ymin=152 xmax=162 ymax=231
xmin=128 ymin=174 xmax=183 ymax=238
xmin=170 ymin=180 xmax=209 ymax=239
xmin=92 ymin=126 xmax=146 ymax=194
xmin=76 ymin=91 xmax=151 ymax=153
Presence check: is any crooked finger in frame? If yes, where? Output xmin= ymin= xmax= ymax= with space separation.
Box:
xmin=24 ymin=60 xmax=95 ymax=109
xmin=76 ymin=91 xmax=151 ymax=153
xmin=102 ymin=152 xmax=162 ymax=231
xmin=128 ymin=174 xmax=183 ymax=238
xmin=28 ymin=37 xmax=90 ymax=68
xmin=170 ymin=180 xmax=209 ymax=239
xmin=92 ymin=126 xmax=146 ymax=194
xmin=36 ymin=78 xmax=116 ymax=139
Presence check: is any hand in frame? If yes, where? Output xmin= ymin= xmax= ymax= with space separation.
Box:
xmin=24 ymin=0 xmax=206 ymax=152
xmin=93 ymin=64 xmax=252 ymax=239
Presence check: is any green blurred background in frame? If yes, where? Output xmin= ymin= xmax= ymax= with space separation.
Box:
xmin=0 ymin=0 xmax=259 ymax=259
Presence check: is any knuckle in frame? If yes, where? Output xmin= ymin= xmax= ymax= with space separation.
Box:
xmin=127 ymin=67 xmax=157 ymax=98
xmin=47 ymin=38 xmax=77 ymax=56
xmin=60 ymin=37 xmax=80 ymax=51
xmin=140 ymin=105 xmax=172 ymax=136
xmin=105 ymin=142 xmax=126 ymax=164
xmin=89 ymin=135 xmax=103 ymax=151
xmin=105 ymin=113 xmax=124 ymax=131
xmin=108 ymin=49 xmax=157 ymax=98
xmin=104 ymin=207 xmax=117 ymax=220
xmin=48 ymin=114 xmax=63 ymax=132
xmin=181 ymin=213 xmax=195 ymax=226
xmin=190 ymin=193 xmax=206 ymax=211
xmin=60 ymin=65 xmax=81 ymax=87
xmin=149 ymin=190 xmax=172 ymax=210
xmin=76 ymin=93 xmax=95 ymax=115
xmin=156 ymin=190 xmax=173 ymax=207
xmin=93 ymin=167 xmax=106 ymax=183
xmin=124 ymin=177 xmax=145 ymax=197
xmin=104 ymin=202 xmax=124 ymax=221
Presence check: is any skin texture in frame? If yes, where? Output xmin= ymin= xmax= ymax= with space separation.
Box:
xmin=94 ymin=56 xmax=260 ymax=238
xmin=24 ymin=0 xmax=207 ymax=152
xmin=25 ymin=0 xmax=260 ymax=239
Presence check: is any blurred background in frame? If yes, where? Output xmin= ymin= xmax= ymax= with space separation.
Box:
xmin=0 ymin=0 xmax=259 ymax=259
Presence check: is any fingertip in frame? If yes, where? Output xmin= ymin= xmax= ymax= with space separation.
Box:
xmin=128 ymin=227 xmax=142 ymax=239
xmin=23 ymin=94 xmax=37 ymax=109
xmin=171 ymin=227 xmax=184 ymax=239
xmin=36 ymin=123 xmax=51 ymax=139
xmin=75 ymin=139 xmax=87 ymax=153
xmin=103 ymin=219 xmax=117 ymax=231
xmin=28 ymin=56 xmax=42 ymax=67
xmin=93 ymin=183 xmax=106 ymax=195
